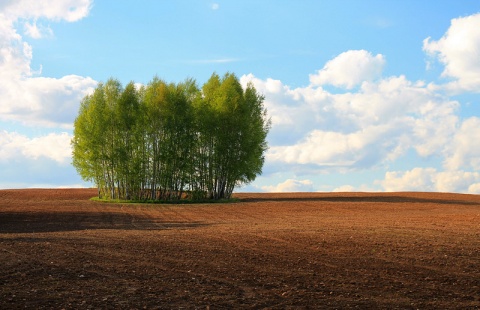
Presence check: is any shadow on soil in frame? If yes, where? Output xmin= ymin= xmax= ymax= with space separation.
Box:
xmin=0 ymin=212 xmax=208 ymax=234
xmin=241 ymin=195 xmax=480 ymax=206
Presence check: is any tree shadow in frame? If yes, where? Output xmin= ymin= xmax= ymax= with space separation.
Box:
xmin=240 ymin=195 xmax=480 ymax=206
xmin=0 ymin=211 xmax=208 ymax=234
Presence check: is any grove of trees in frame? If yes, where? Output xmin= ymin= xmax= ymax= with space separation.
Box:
xmin=72 ymin=73 xmax=270 ymax=201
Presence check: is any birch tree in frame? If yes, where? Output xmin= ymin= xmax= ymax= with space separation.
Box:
xmin=72 ymin=73 xmax=270 ymax=201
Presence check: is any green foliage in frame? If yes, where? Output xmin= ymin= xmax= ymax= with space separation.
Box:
xmin=72 ymin=73 xmax=270 ymax=201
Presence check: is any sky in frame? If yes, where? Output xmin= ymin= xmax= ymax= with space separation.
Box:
xmin=1 ymin=0 xmax=480 ymax=193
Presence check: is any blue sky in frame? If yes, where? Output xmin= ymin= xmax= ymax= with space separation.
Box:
xmin=2 ymin=0 xmax=480 ymax=192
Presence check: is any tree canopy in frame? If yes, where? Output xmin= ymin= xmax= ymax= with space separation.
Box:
xmin=72 ymin=73 xmax=270 ymax=201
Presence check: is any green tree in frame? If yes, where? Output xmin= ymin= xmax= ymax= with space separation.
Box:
xmin=72 ymin=82 xmax=110 ymax=198
xmin=196 ymin=73 xmax=271 ymax=199
xmin=143 ymin=77 xmax=168 ymax=200
xmin=114 ymin=81 xmax=142 ymax=200
xmin=72 ymin=73 xmax=270 ymax=201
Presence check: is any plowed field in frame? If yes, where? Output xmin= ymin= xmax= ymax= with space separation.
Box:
xmin=1 ymin=189 xmax=479 ymax=309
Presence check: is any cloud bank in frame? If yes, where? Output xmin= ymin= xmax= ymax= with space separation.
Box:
xmin=0 ymin=130 xmax=72 ymax=164
xmin=262 ymin=179 xmax=315 ymax=192
xmin=0 ymin=0 xmax=94 ymax=188
xmin=241 ymin=13 xmax=480 ymax=193
xmin=424 ymin=13 xmax=480 ymax=93
xmin=0 ymin=0 xmax=96 ymax=128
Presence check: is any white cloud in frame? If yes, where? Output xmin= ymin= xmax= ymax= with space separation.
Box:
xmin=0 ymin=181 xmax=90 ymax=189
xmin=435 ymin=170 xmax=480 ymax=193
xmin=0 ymin=0 xmax=95 ymax=128
xmin=0 ymin=75 xmax=96 ymax=128
xmin=262 ymin=179 xmax=315 ymax=192
xmin=241 ymin=13 xmax=480 ymax=193
xmin=332 ymin=185 xmax=356 ymax=192
xmin=423 ymin=13 xmax=480 ymax=93
xmin=467 ymin=183 xmax=480 ymax=194
xmin=24 ymin=20 xmax=53 ymax=39
xmin=0 ymin=130 xmax=72 ymax=164
xmin=443 ymin=117 xmax=480 ymax=171
xmin=380 ymin=167 xmax=480 ymax=194
xmin=1 ymin=0 xmax=92 ymax=22
xmin=243 ymin=59 xmax=459 ymax=172
xmin=267 ymin=125 xmax=395 ymax=168
xmin=0 ymin=129 xmax=79 ymax=189
xmin=332 ymin=184 xmax=377 ymax=192
xmin=381 ymin=167 xmax=437 ymax=192
xmin=309 ymin=50 xmax=385 ymax=89
xmin=0 ymin=154 xmax=86 ymax=189
xmin=211 ymin=3 xmax=220 ymax=10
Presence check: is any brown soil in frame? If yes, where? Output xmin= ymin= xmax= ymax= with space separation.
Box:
xmin=1 ymin=189 xmax=479 ymax=309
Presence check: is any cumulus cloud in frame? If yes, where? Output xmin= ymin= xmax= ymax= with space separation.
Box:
xmin=241 ymin=17 xmax=480 ymax=193
xmin=332 ymin=184 xmax=377 ymax=192
xmin=381 ymin=167 xmax=437 ymax=192
xmin=309 ymin=50 xmax=385 ymax=89
xmin=0 ymin=75 xmax=96 ymax=128
xmin=262 ymin=179 xmax=315 ymax=192
xmin=0 ymin=0 xmax=95 ymax=128
xmin=1 ymin=0 xmax=92 ymax=22
xmin=0 ymin=153 xmax=87 ymax=189
xmin=24 ymin=20 xmax=53 ymax=39
xmin=466 ymin=183 xmax=480 ymax=194
xmin=380 ymin=167 xmax=480 ymax=194
xmin=332 ymin=185 xmax=356 ymax=192
xmin=240 ymin=13 xmax=480 ymax=194
xmin=0 ymin=130 xmax=72 ymax=164
xmin=423 ymin=13 xmax=480 ymax=93
xmin=240 ymin=75 xmax=299 ymax=128
xmin=0 ymin=129 xmax=88 ymax=189
xmin=242 ymin=57 xmax=459 ymax=173
xmin=267 ymin=125 xmax=395 ymax=168
xmin=443 ymin=117 xmax=480 ymax=171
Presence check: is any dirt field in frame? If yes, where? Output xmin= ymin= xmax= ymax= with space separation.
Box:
xmin=0 ymin=189 xmax=479 ymax=309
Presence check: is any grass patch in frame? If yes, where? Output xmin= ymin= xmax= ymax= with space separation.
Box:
xmin=90 ymin=196 xmax=240 ymax=205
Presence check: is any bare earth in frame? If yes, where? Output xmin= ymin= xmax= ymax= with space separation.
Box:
xmin=1 ymin=189 xmax=479 ymax=309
